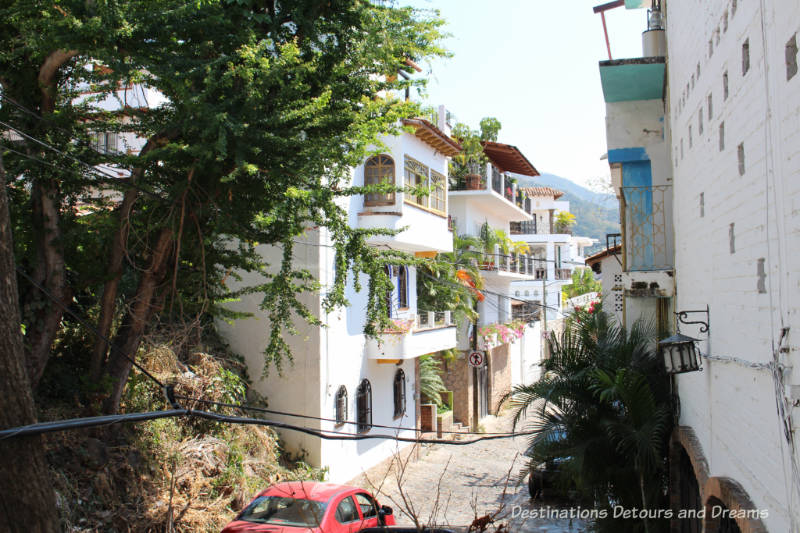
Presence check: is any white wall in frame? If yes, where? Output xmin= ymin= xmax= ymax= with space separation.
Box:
xmin=667 ymin=0 xmax=800 ymax=530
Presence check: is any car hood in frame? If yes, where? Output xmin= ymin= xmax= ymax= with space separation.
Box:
xmin=221 ymin=520 xmax=321 ymax=533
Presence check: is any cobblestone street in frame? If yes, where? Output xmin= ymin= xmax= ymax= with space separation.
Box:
xmin=349 ymin=411 xmax=589 ymax=532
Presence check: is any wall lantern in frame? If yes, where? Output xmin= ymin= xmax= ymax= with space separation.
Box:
xmin=658 ymin=333 xmax=701 ymax=374
xmin=658 ymin=306 xmax=709 ymax=375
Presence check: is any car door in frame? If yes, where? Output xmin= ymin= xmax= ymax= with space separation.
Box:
xmin=332 ymin=494 xmax=361 ymax=533
xmin=353 ymin=492 xmax=380 ymax=530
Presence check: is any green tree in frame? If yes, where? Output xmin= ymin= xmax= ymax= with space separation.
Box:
xmin=507 ymin=310 xmax=672 ymax=532
xmin=562 ymin=267 xmax=601 ymax=302
xmin=418 ymin=233 xmax=483 ymax=323
xmin=553 ymin=210 xmax=577 ymax=233
xmin=0 ymin=0 xmax=447 ymax=415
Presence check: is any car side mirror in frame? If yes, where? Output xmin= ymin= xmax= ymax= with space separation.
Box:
xmin=378 ymin=505 xmax=393 ymax=526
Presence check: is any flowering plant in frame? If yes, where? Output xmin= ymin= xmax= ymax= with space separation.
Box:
xmin=477 ymin=320 xmax=526 ymax=349
xmin=384 ymin=318 xmax=415 ymax=334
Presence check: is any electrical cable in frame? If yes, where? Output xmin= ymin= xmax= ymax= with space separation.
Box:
xmin=171 ymin=395 xmax=522 ymax=437
xmin=0 ymin=408 xmax=537 ymax=445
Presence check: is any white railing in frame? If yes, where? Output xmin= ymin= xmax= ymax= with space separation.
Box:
xmin=480 ymin=246 xmax=540 ymax=276
xmin=416 ymin=310 xmax=454 ymax=330
xmin=565 ymin=292 xmax=600 ymax=309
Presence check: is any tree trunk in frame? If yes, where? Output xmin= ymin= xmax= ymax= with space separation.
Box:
xmin=24 ymin=178 xmax=71 ymax=386
xmin=0 ymin=152 xmax=60 ymax=532
xmin=103 ymin=227 xmax=174 ymax=413
xmin=90 ymin=134 xmax=172 ymax=381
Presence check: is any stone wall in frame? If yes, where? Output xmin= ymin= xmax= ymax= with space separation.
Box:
xmin=489 ymin=343 xmax=510 ymax=413
xmin=440 ymin=354 xmax=473 ymax=428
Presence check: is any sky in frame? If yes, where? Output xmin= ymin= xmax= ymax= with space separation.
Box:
xmin=400 ymin=0 xmax=649 ymax=189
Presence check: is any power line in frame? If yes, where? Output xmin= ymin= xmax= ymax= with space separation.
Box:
xmin=0 ymin=408 xmax=537 ymax=445
xmin=173 ymin=395 xmax=522 ymax=437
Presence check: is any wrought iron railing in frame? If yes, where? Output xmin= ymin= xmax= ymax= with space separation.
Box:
xmin=479 ymin=248 xmax=543 ymax=277
xmin=621 ymin=185 xmax=674 ymax=271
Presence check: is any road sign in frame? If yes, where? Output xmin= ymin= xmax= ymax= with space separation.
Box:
xmin=468 ymin=350 xmax=485 ymax=368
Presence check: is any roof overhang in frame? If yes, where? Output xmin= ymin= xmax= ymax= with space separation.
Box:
xmin=402 ymin=118 xmax=462 ymax=157
xmin=599 ymin=57 xmax=666 ymax=103
xmin=585 ymin=244 xmax=622 ymax=266
xmin=481 ymin=141 xmax=539 ymax=176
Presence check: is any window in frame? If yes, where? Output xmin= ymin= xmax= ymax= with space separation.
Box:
xmin=708 ymin=93 xmax=713 ymax=119
xmin=723 ymin=71 xmax=729 ymax=99
xmin=719 ymin=122 xmax=725 ymax=151
xmin=356 ymin=379 xmax=372 ymax=433
xmin=393 ymin=369 xmax=406 ymax=418
xmin=700 ymin=192 xmax=705 ymax=218
xmin=698 ymin=109 xmax=703 ymax=135
xmin=91 ymin=131 xmax=119 ymax=155
xmin=384 ymin=265 xmax=394 ymax=317
xmin=787 ymin=34 xmax=798 ymax=81
xmin=742 ymin=39 xmax=750 ymax=75
xmin=335 ymin=497 xmax=360 ymax=524
xmin=355 ymin=493 xmax=378 ymax=519
xmin=737 ymin=143 xmax=745 ymax=175
xmin=403 ymin=155 xmax=446 ymax=215
xmin=335 ymin=386 xmax=347 ymax=426
xmin=397 ymin=266 xmax=408 ymax=309
xmin=364 ymin=155 xmax=395 ymax=206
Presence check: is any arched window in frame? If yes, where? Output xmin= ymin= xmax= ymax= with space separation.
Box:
xmin=334 ymin=386 xmax=348 ymax=426
xmin=364 ymin=155 xmax=395 ymax=206
xmin=356 ymin=380 xmax=372 ymax=433
xmin=393 ymin=369 xmax=406 ymax=418
xmin=397 ymin=266 xmax=408 ymax=309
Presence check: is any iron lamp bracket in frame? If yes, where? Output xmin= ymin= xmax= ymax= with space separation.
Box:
xmin=675 ymin=305 xmax=710 ymax=334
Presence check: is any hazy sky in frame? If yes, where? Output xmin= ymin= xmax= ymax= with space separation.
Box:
xmin=402 ymin=0 xmax=649 ymax=189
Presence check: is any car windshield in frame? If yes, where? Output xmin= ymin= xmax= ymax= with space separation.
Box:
xmin=238 ymin=496 xmax=327 ymax=527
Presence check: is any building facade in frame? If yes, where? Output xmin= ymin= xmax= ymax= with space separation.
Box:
xmin=217 ymin=114 xmax=462 ymax=483
xmin=597 ymin=1 xmax=800 ymax=531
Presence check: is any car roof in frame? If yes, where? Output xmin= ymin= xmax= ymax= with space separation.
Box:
xmin=258 ymin=482 xmax=363 ymax=502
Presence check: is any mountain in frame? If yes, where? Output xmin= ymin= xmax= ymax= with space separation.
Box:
xmin=513 ymin=172 xmax=620 ymax=253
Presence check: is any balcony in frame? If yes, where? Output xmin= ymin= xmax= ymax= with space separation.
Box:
xmin=449 ymin=163 xmax=533 ymax=222
xmin=365 ymin=311 xmax=457 ymax=360
xmin=478 ymin=247 xmax=541 ymax=280
xmin=621 ymin=185 xmax=674 ymax=271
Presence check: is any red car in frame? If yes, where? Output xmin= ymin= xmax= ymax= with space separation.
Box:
xmin=221 ymin=481 xmax=396 ymax=532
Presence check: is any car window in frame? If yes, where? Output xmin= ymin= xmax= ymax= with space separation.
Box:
xmin=354 ymin=493 xmax=378 ymax=519
xmin=238 ymin=496 xmax=326 ymax=527
xmin=335 ymin=496 xmax=359 ymax=523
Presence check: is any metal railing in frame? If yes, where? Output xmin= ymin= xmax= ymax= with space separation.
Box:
xmin=479 ymin=247 xmax=543 ymax=277
xmin=621 ymin=185 xmax=674 ymax=271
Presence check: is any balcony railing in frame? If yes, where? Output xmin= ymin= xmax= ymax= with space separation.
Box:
xmin=621 ymin=185 xmax=674 ymax=271
xmin=450 ymin=164 xmax=534 ymax=215
xmin=479 ymin=246 xmax=542 ymax=277
xmin=555 ymin=268 xmax=572 ymax=280
xmin=416 ymin=310 xmax=454 ymax=330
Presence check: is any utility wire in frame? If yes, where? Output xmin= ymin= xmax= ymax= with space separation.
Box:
xmin=173 ymin=395 xmax=522 ymax=437
xmin=0 ymin=408 xmax=536 ymax=445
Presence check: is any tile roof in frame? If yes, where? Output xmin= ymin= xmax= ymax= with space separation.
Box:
xmin=480 ymin=141 xmax=539 ymax=176
xmin=520 ymin=186 xmax=565 ymax=199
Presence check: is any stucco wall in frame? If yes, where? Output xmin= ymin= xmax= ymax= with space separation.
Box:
xmin=666 ymin=0 xmax=800 ymax=530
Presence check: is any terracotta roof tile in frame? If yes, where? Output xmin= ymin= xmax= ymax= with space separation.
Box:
xmin=520 ymin=186 xmax=565 ymax=199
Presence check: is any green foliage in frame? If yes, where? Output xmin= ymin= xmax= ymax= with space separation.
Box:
xmin=507 ymin=312 xmax=672 ymax=532
xmin=562 ymin=267 xmax=602 ymax=302
xmin=417 ymin=233 xmax=483 ymax=324
xmin=0 ymin=0 xmax=449 ymax=382
xmin=553 ymin=211 xmax=577 ymax=233
xmin=478 ymin=117 xmax=502 ymax=142
xmin=418 ymin=353 xmax=448 ymax=407
xmin=448 ymin=117 xmax=500 ymax=186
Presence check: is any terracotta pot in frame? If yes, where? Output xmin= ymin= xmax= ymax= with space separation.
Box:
xmin=465 ymin=174 xmax=482 ymax=190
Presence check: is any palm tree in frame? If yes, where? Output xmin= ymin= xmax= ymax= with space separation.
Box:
xmin=506 ymin=309 xmax=672 ymax=532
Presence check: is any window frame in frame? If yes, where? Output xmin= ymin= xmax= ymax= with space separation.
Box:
xmin=334 ymin=385 xmax=348 ymax=426
xmin=354 ymin=492 xmax=379 ymax=520
xmin=334 ymin=495 xmax=360 ymax=524
xmin=356 ymin=379 xmax=373 ymax=433
xmin=403 ymin=155 xmax=447 ymax=216
xmin=364 ymin=154 xmax=396 ymax=207
xmin=393 ymin=369 xmax=406 ymax=419
xmin=397 ymin=265 xmax=409 ymax=310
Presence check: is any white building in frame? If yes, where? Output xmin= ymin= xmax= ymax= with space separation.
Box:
xmin=597 ymin=1 xmax=800 ymax=531
xmin=509 ymin=186 xmax=598 ymax=322
xmin=444 ymin=141 xmax=543 ymax=425
xmin=217 ymin=112 xmax=462 ymax=483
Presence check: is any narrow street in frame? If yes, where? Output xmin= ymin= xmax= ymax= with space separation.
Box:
xmin=349 ymin=410 xmax=589 ymax=532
